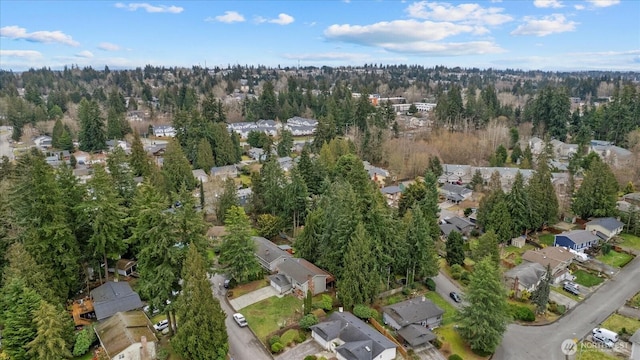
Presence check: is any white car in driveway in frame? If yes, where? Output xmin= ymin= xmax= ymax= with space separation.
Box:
xmin=153 ymin=319 xmax=169 ymax=331
xmin=233 ymin=313 xmax=248 ymax=327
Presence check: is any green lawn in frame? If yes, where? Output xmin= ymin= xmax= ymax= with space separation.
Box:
xmin=243 ymin=295 xmax=304 ymax=343
xmin=573 ymin=270 xmax=604 ymax=287
xmin=601 ymin=313 xmax=640 ymax=335
xmin=629 ymin=292 xmax=640 ymax=308
xmin=551 ymin=286 xmax=581 ymax=301
xmin=596 ymin=250 xmax=634 ymax=268
xmin=423 ymin=291 xmax=458 ymax=326
xmin=434 ymin=325 xmax=489 ymax=360
xmin=575 ymin=347 xmax=620 ymax=360
xmin=620 ymin=233 xmax=640 ymax=250
xmin=538 ymin=234 xmax=555 ymax=246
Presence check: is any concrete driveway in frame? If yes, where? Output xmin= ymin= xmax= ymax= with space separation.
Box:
xmin=413 ymin=343 xmax=447 ymax=360
xmin=549 ymin=288 xmax=578 ymax=310
xmin=275 ymin=339 xmax=328 ymax=360
xmin=229 ymin=285 xmax=278 ymax=310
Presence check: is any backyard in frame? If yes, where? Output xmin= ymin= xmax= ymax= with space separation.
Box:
xmin=596 ymin=250 xmax=634 ymax=268
xmin=573 ymin=269 xmax=604 ymax=287
xmin=619 ymin=233 xmax=640 ymax=251
xmin=537 ymin=233 xmax=555 ymax=246
xmin=242 ymin=295 xmax=304 ymax=343
xmin=434 ymin=325 xmax=489 ymax=360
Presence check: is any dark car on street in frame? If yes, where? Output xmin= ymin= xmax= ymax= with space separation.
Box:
xmin=450 ymin=291 xmax=462 ymax=303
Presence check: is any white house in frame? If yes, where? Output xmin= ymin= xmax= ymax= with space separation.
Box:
xmin=152 ymin=125 xmax=176 ymax=137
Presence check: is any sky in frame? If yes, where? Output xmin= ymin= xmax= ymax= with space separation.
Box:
xmin=0 ymin=0 xmax=639 ymax=72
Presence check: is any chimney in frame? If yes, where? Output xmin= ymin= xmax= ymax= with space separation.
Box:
xmin=140 ymin=336 xmax=148 ymax=360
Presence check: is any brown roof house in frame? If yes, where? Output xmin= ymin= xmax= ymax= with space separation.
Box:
xmin=95 ymin=311 xmax=157 ymax=360
xmin=522 ymin=247 xmax=575 ymax=285
xmin=382 ymin=297 xmax=444 ymax=347
xmin=253 ymin=236 xmax=291 ymax=272
xmin=269 ymin=257 xmax=333 ymax=296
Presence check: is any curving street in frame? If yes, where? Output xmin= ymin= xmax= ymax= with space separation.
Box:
xmin=493 ymin=255 xmax=640 ymax=360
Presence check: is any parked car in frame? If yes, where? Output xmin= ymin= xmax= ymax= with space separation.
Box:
xmin=224 ymin=278 xmax=237 ymax=289
xmin=233 ymin=313 xmax=248 ymax=327
xmin=592 ymin=327 xmax=619 ymax=343
xmin=563 ymin=283 xmax=580 ymax=296
xmin=592 ymin=333 xmax=615 ymax=348
xmin=450 ymin=291 xmax=462 ymax=303
xmin=153 ymin=319 xmax=169 ymax=331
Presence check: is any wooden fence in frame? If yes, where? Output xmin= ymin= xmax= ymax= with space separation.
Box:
xmin=369 ymin=317 xmax=409 ymax=359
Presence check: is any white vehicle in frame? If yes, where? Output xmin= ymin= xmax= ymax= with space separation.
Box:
xmin=592 ymin=333 xmax=614 ymax=348
xmin=153 ymin=319 xmax=169 ymax=331
xmin=592 ymin=327 xmax=619 ymax=343
xmin=233 ymin=313 xmax=248 ymax=327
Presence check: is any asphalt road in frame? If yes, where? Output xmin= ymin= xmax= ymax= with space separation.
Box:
xmin=0 ymin=126 xmax=14 ymax=160
xmin=210 ymin=273 xmax=273 ymax=360
xmin=433 ymin=271 xmax=466 ymax=309
xmin=494 ymin=254 xmax=640 ymax=360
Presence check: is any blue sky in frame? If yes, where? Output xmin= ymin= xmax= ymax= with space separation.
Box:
xmin=1 ymin=0 xmax=638 ymax=72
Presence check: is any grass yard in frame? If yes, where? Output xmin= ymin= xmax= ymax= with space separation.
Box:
xmin=434 ymin=325 xmax=489 ymax=360
xmin=227 ymin=276 xmax=268 ymax=299
xmin=573 ymin=269 xmax=604 ymax=287
xmin=596 ymin=250 xmax=634 ymax=268
xmin=502 ymin=244 xmax=536 ymax=266
xmin=551 ymin=286 xmax=581 ymax=301
xmin=629 ymin=292 xmax=640 ymax=308
xmin=538 ymin=233 xmax=555 ymax=246
xmin=575 ymin=347 xmax=620 ymax=360
xmin=243 ymin=295 xmax=304 ymax=343
xmin=619 ymin=233 xmax=640 ymax=251
xmin=601 ymin=313 xmax=640 ymax=335
xmin=239 ymin=174 xmax=252 ymax=186
xmin=423 ymin=291 xmax=458 ymax=325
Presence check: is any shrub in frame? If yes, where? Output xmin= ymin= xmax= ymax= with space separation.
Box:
xmin=316 ymin=294 xmax=333 ymax=311
xmin=299 ymin=314 xmax=318 ymax=330
xmin=268 ymin=335 xmax=281 ymax=347
xmin=157 ymin=348 xmax=170 ymax=360
xmin=509 ymin=304 xmax=535 ymax=322
xmin=464 ymin=208 xmax=473 ymax=217
xmin=73 ymin=326 xmax=96 ymax=356
xmin=402 ymin=287 xmax=411 ymax=296
xmin=353 ymin=304 xmax=377 ymax=320
xmin=271 ymin=342 xmax=285 ymax=353
xmin=449 ymin=355 xmax=464 ymax=360
xmin=431 ymin=337 xmax=443 ymax=349
xmin=450 ymin=264 xmax=463 ymax=279
xmin=304 ymin=356 xmax=318 ymax=360
xmin=281 ymin=329 xmax=299 ymax=346
xmin=602 ymin=243 xmax=612 ymax=255
xmin=296 ymin=332 xmax=307 ymax=343
xmin=425 ymin=278 xmax=436 ymax=291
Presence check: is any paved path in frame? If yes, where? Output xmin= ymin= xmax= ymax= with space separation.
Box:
xmin=229 ymin=285 xmax=278 ymax=310
xmin=493 ymin=254 xmax=640 ymax=360
xmin=0 ymin=126 xmax=14 ymax=160
xmin=275 ymin=339 xmax=327 ymax=360
xmin=618 ymin=305 xmax=640 ymax=320
xmin=549 ymin=289 xmax=578 ymax=310
xmin=433 ymin=271 xmax=465 ymax=309
xmin=210 ymin=273 xmax=272 ymax=360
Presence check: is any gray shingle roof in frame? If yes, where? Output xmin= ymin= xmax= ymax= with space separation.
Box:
xmin=91 ymin=282 xmax=143 ymax=321
xmin=586 ymin=217 xmax=624 ymax=232
xmin=558 ymin=230 xmax=600 ymax=245
xmin=504 ymin=262 xmax=547 ymax=289
xmin=252 ymin=236 xmax=291 ymax=265
xmin=277 ymin=258 xmax=330 ymax=284
xmin=397 ymin=324 xmax=436 ymax=347
xmin=383 ymin=298 xmax=444 ymax=328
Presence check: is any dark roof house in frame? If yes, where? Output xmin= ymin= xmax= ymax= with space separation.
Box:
xmin=585 ymin=217 xmax=624 ymax=241
xmin=504 ymin=262 xmax=547 ymax=293
xmin=310 ymin=311 xmax=397 ymax=360
xmin=273 ymin=257 xmax=333 ymax=296
xmin=94 ymin=311 xmax=157 ymax=360
xmin=252 ymin=236 xmax=291 ymax=272
xmin=91 ymin=281 xmax=144 ymax=321
xmin=553 ymin=230 xmax=600 ymax=252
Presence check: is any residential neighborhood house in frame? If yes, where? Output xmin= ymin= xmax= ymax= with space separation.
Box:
xmin=253 ymin=236 xmax=291 ymax=272
xmin=90 ymin=281 xmax=144 ymax=321
xmin=269 ymin=257 xmax=334 ymax=296
xmin=439 ymin=183 xmax=472 ymax=203
xmin=521 ymin=247 xmax=575 ymax=284
xmin=504 ymin=262 xmax=547 ymax=295
xmin=310 ymin=311 xmax=397 ymax=360
xmin=94 ymin=311 xmax=158 ymax=360
xmin=584 ymin=217 xmax=624 ymax=241
xmin=553 ymin=230 xmax=601 ymax=252
xmin=382 ymin=297 xmax=444 ymax=347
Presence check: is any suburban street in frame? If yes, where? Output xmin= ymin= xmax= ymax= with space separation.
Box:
xmin=433 ymin=271 xmax=466 ymax=308
xmin=493 ymin=254 xmax=640 ymax=360
xmin=210 ymin=273 xmax=272 ymax=360
xmin=0 ymin=126 xmax=14 ymax=161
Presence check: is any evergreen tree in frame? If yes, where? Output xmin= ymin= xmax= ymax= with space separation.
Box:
xmin=2 ymin=243 xmax=55 ymax=302
xmin=419 ymin=170 xmax=441 ymax=242
xmin=162 ymin=139 xmax=196 ymax=193
xmin=26 ymin=300 xmax=74 ymax=360
xmin=219 ymin=206 xmax=263 ymax=283
xmin=572 ymin=157 xmax=618 ymax=219
xmin=427 ymin=156 xmax=443 ymax=178
xmin=456 ymin=257 xmax=509 ymax=354
xmin=277 ymin=129 xmax=293 ymax=157
xmin=253 ymin=155 xmax=286 ymax=217
xmin=398 ymin=180 xmax=427 ymax=218
xmin=78 ymin=98 xmax=106 ymax=152
xmin=473 ymin=230 xmax=500 ymax=266
xmin=531 ymin=264 xmax=552 ymax=314
xmin=128 ymin=181 xmax=168 ymax=256
xmin=284 ymin=167 xmax=309 ymax=231
xmin=211 ymin=122 xmax=238 ymax=166
xmin=295 ymin=207 xmax=324 ymax=263
xmin=215 ymin=179 xmax=238 ymax=225
xmin=0 ymin=279 xmax=42 ymax=360
xmin=338 ymin=222 xmax=380 ymax=310
xmin=506 ymin=172 xmax=531 ymax=238
xmin=195 ymin=138 xmax=215 ymax=174
xmin=527 ymin=152 xmax=558 ymax=229
xmin=58 ymin=127 xmax=74 ymax=151
xmin=173 ymin=245 xmax=228 ymax=360
xmin=470 ymin=169 xmax=484 ymax=191
xmin=297 ymin=146 xmax=322 ymax=195
xmin=259 ymin=81 xmax=278 ymax=119
xmin=52 ymin=118 xmax=64 ymax=148
xmin=405 ymin=207 xmax=439 ymax=282
xmin=106 ymin=146 xmax=137 ymax=205
xmin=129 ymin=131 xmax=151 ymax=177
xmin=446 ymin=231 xmax=465 ymax=267
xmin=79 ymin=164 xmax=126 ymax=281
xmin=106 ymin=108 xmax=130 ymax=140
xmin=486 ymin=199 xmax=513 ymax=244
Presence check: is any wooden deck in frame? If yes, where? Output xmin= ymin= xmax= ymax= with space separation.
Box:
xmin=71 ymin=297 xmax=95 ymax=327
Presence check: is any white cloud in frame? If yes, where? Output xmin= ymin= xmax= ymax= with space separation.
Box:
xmin=0 ymin=25 xmax=79 ymax=46
xmin=405 ymin=1 xmax=513 ymax=26
xmin=492 ymin=49 xmax=640 ymax=71
xmin=511 ymin=14 xmax=577 ymax=36
xmin=0 ymin=49 xmax=43 ymax=59
xmin=282 ymin=52 xmax=371 ymax=62
xmin=207 ymin=11 xmax=245 ymax=23
xmin=533 ymin=0 xmax=564 ymax=8
xmin=325 ymin=19 xmax=478 ymax=43
xmin=76 ymin=50 xmax=94 ymax=58
xmin=379 ymin=41 xmax=505 ymax=56
xmin=269 ymin=13 xmax=295 ymax=25
xmin=586 ymin=0 xmax=620 ymax=7
xmin=574 ymin=4 xmax=585 ymax=10
xmin=114 ymin=3 xmax=183 ymax=13
xmin=98 ymin=42 xmax=121 ymax=51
